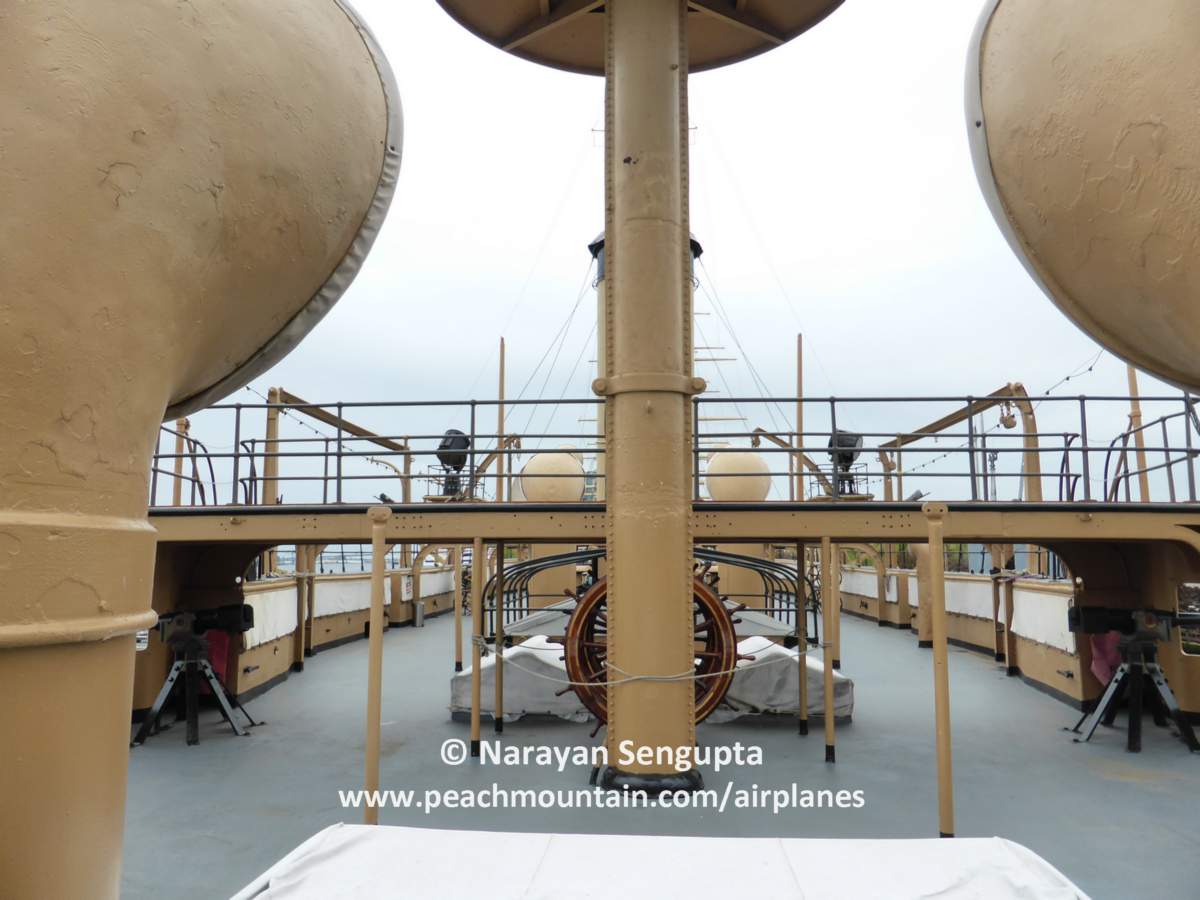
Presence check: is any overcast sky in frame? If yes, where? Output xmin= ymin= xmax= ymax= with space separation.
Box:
xmin=182 ymin=1 xmax=1191 ymax=506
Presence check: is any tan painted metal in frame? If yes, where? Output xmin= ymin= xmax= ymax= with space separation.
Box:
xmin=0 ymin=2 xmax=395 ymax=894
xmin=363 ymin=507 xmax=390 ymax=825
xmin=751 ymin=428 xmax=834 ymax=495
xmin=598 ymin=0 xmax=701 ymax=776
xmin=470 ymin=536 xmax=485 ymax=753
xmin=820 ymin=536 xmax=836 ymax=760
xmin=971 ymin=0 xmax=1200 ymax=391
xmin=295 ymin=547 xmax=311 ymax=669
xmin=795 ymin=334 xmax=804 ymax=501
xmin=878 ymin=383 xmax=1040 ymax=504
xmin=262 ymin=388 xmax=282 ymax=573
xmin=172 ymin=418 xmax=190 ymax=506
xmin=831 ymin=542 xmax=842 ymax=667
xmin=1126 ymin=366 xmax=1151 ymax=503
xmin=437 ymin=0 xmax=843 ymax=76
xmin=494 ymin=542 xmax=507 ymax=729
xmin=914 ymin=544 xmax=932 ymax=646
xmin=923 ymin=503 xmax=955 ymax=837
xmin=149 ymin=504 xmax=1200 ymax=550
xmin=453 ymin=545 xmax=465 ymax=671
xmin=498 ymin=338 xmax=507 ymax=502
xmin=277 ymin=389 xmax=410 ymax=456
xmin=796 ymin=541 xmax=808 ymax=734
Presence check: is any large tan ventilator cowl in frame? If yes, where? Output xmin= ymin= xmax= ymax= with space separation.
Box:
xmin=0 ymin=2 xmax=401 ymax=896
xmin=969 ymin=0 xmax=1200 ymax=390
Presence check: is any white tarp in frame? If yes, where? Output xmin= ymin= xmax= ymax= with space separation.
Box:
xmin=449 ymin=636 xmax=853 ymax=723
xmin=233 ymin=824 xmax=1090 ymax=900
xmin=243 ymin=582 xmax=299 ymax=650
xmin=709 ymin=636 xmax=853 ymax=722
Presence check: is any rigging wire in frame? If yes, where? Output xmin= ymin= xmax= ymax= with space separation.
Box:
xmin=697 ymin=270 xmax=789 ymax=435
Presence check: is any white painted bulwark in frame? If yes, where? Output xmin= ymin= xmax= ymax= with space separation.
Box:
xmin=841 ymin=567 xmax=1074 ymax=653
xmin=243 ymin=581 xmax=300 ymax=650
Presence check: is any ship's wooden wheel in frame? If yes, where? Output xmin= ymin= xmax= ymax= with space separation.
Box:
xmin=563 ymin=577 xmax=739 ymax=724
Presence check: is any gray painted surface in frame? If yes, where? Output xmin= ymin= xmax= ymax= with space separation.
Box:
xmin=124 ymin=614 xmax=1197 ymax=899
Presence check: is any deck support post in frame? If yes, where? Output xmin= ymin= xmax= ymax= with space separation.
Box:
xmin=293 ymin=548 xmax=309 ymax=671
xmin=494 ymin=541 xmax=506 ymax=733
xmin=923 ymin=502 xmax=955 ymax=838
xmin=831 ymin=542 xmax=842 ymax=669
xmin=821 ymin=536 xmax=836 ymax=762
xmin=363 ymin=506 xmax=390 ymax=825
xmin=470 ymin=536 xmax=484 ymax=757
xmin=796 ymin=541 xmax=808 ymax=736
xmin=453 ymin=544 xmax=464 ymax=671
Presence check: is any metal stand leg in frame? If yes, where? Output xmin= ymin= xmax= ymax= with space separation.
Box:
xmin=1147 ymin=663 xmax=1200 ymax=752
xmin=131 ymin=660 xmax=186 ymax=746
xmin=1073 ymin=663 xmax=1129 ymax=743
xmin=200 ymin=660 xmax=251 ymax=736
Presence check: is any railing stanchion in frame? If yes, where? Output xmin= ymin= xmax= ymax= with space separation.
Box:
xmin=231 ymin=405 xmax=242 ymax=506
xmin=966 ymin=400 xmax=978 ymax=501
xmin=469 ymin=401 xmax=477 ymax=499
xmin=1185 ymin=394 xmax=1196 ymax=501
xmin=829 ymin=398 xmax=839 ymax=500
xmin=1079 ymin=397 xmax=1092 ymax=501
xmin=336 ymin=403 xmax=344 ymax=504
xmin=1162 ymin=419 xmax=1177 ymax=502
xmin=693 ymin=396 xmax=701 ymax=500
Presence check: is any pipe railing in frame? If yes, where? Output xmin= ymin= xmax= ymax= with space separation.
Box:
xmin=148 ymin=393 xmax=1200 ymax=509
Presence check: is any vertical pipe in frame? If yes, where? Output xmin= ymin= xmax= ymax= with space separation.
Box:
xmin=468 ymin=401 xmax=477 ymax=500
xmin=966 ymin=404 xmax=978 ymax=501
xmin=263 ymin=389 xmax=281 ymax=506
xmin=796 ymin=334 xmax=804 ymax=502
xmin=820 ymin=536 xmax=836 ymax=762
xmin=896 ymin=444 xmax=905 ymax=502
xmin=598 ymin=0 xmax=700 ymax=790
xmin=498 ymin=337 xmax=506 ymax=503
xmin=294 ymin=546 xmax=308 ymax=671
xmin=1003 ymin=579 xmax=1017 ymax=676
xmin=231 ymin=404 xmax=242 ymax=505
xmin=336 ymin=403 xmax=344 ymax=504
xmin=922 ymin=502 xmax=955 ymax=838
xmin=829 ymin=399 xmax=840 ymax=499
xmin=363 ymin=506 xmax=390 ymax=826
xmin=172 ymin=418 xmax=189 ymax=506
xmin=1126 ymin=365 xmax=1151 ymax=502
xmin=305 ymin=549 xmax=317 ymax=656
xmin=796 ymin=541 xmax=808 ymax=736
xmin=469 ymin=536 xmax=484 ymax=757
xmin=1079 ymin=397 xmax=1092 ymax=501
xmin=831 ymin=543 xmax=841 ymax=670
xmin=1162 ymin=419 xmax=1177 ymax=502
xmin=453 ymin=544 xmax=464 ymax=671
xmin=494 ymin=541 xmax=506 ymax=732
xmin=1185 ymin=394 xmax=1197 ymax=502
xmin=914 ymin=544 xmax=932 ymax=648
xmin=263 ymin=390 xmax=281 ymax=573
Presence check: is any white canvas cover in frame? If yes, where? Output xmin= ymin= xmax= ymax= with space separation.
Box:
xmin=449 ymin=636 xmax=853 ymax=723
xmin=233 ymin=824 xmax=1090 ymax=900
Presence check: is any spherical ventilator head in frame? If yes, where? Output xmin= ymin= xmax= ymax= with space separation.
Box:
xmin=968 ymin=0 xmax=1200 ymax=390
xmin=437 ymin=1 xmax=845 ymax=75
xmin=706 ymin=450 xmax=771 ymax=502
xmin=519 ymin=451 xmax=586 ymax=502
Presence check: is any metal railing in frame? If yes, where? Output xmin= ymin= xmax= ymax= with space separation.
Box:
xmin=149 ymin=393 xmax=1200 ymax=509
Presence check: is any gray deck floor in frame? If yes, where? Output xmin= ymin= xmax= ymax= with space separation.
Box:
xmin=123 ymin=612 xmax=1198 ymax=899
